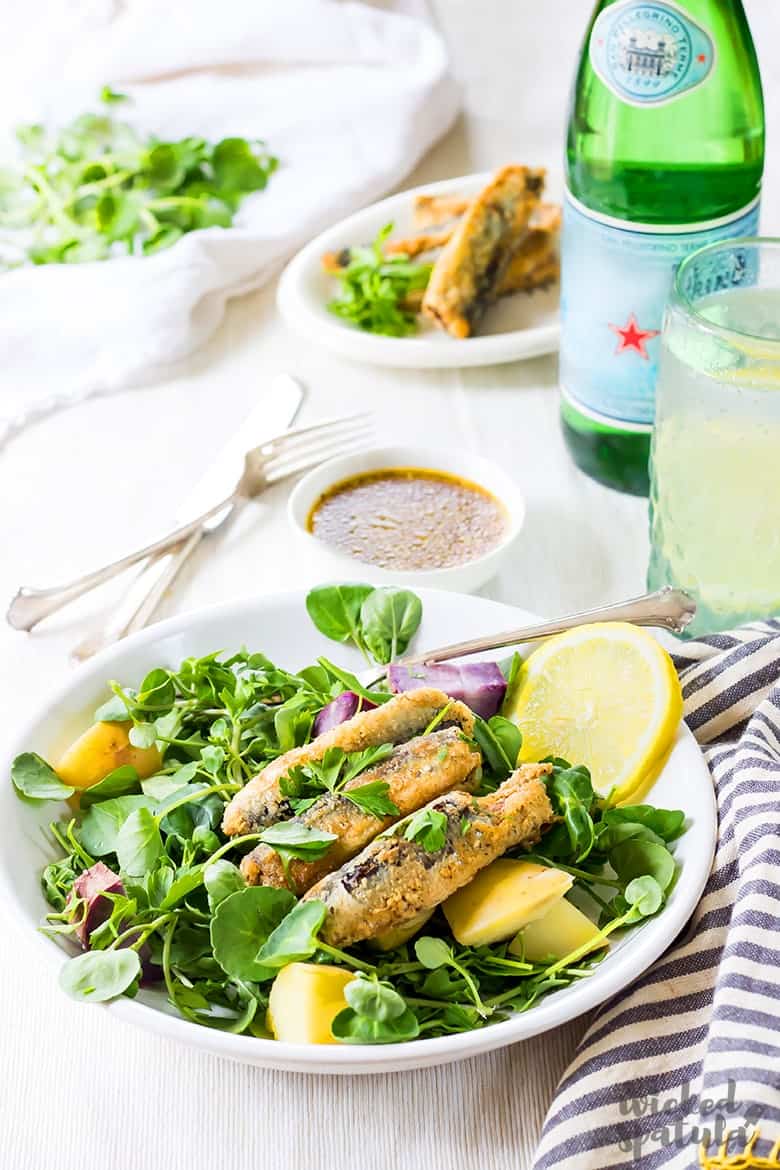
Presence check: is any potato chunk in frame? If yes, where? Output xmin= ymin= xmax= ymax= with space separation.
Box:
xmin=57 ymin=721 xmax=161 ymax=790
xmin=267 ymin=962 xmax=355 ymax=1045
xmin=442 ymin=859 xmax=572 ymax=947
xmin=509 ymin=896 xmax=608 ymax=963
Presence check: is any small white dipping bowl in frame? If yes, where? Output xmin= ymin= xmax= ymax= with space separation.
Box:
xmin=287 ymin=445 xmax=525 ymax=593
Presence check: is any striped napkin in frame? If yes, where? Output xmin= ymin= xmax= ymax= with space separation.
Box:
xmin=533 ymin=622 xmax=780 ymax=1170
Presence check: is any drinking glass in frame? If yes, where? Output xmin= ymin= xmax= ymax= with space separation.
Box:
xmin=648 ymin=237 xmax=780 ymax=636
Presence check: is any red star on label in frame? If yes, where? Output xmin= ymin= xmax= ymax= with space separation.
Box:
xmin=608 ymin=313 xmax=659 ymax=359
xmin=697 ymin=53 xmax=706 ymax=62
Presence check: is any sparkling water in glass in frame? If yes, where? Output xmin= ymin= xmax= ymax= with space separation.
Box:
xmin=648 ymin=238 xmax=780 ymax=635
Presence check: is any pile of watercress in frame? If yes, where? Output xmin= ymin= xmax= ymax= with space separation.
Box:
xmin=326 ymin=223 xmax=433 ymax=337
xmin=10 ymin=585 xmax=688 ymax=1042
xmin=0 ymin=87 xmax=277 ymax=268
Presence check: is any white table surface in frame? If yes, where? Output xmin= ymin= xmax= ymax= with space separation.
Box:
xmin=1 ymin=3 xmax=777 ymax=1168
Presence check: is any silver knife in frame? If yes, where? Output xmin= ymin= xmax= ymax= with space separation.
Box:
xmin=71 ymin=374 xmax=304 ymax=661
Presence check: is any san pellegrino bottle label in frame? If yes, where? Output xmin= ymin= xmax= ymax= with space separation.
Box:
xmin=590 ymin=0 xmax=714 ymax=107
xmin=559 ymin=194 xmax=760 ymax=430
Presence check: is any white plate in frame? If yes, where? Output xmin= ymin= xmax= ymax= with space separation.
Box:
xmin=277 ymin=173 xmax=561 ymax=369
xmin=0 ymin=589 xmax=716 ymax=1075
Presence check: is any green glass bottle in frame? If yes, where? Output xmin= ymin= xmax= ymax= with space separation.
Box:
xmin=559 ymin=0 xmax=764 ymax=495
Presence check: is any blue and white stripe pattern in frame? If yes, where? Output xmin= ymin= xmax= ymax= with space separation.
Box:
xmin=533 ymin=622 xmax=780 ymax=1170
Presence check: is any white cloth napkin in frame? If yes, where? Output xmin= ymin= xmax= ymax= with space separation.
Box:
xmin=0 ymin=0 xmax=457 ymax=445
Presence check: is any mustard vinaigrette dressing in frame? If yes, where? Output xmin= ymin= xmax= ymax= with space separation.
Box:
xmin=307 ymin=467 xmax=508 ymax=571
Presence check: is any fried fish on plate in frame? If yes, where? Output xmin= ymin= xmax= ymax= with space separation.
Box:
xmin=303 ymin=764 xmax=554 ymax=948
xmin=240 ymin=726 xmax=481 ymax=894
xmin=222 ymin=688 xmax=474 ymax=836
xmin=421 ymin=165 xmax=546 ymax=339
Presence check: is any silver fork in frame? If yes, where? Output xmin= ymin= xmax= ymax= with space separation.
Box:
xmin=362 ymin=587 xmax=696 ymax=687
xmin=7 ymin=413 xmax=372 ymax=633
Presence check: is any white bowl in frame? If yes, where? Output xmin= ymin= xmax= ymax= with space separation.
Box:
xmin=287 ymin=444 xmax=526 ymax=592
xmin=0 ymin=589 xmax=716 ymax=1074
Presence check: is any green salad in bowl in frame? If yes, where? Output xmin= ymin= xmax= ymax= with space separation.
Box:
xmin=9 ymin=584 xmax=690 ymax=1050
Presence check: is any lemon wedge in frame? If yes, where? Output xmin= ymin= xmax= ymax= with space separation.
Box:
xmin=506 ymin=622 xmax=682 ymax=802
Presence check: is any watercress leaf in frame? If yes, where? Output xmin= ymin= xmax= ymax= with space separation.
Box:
xmin=255 ymin=899 xmax=327 ymax=969
xmin=11 ymin=752 xmax=74 ymax=800
xmin=176 ymin=979 xmax=259 ymax=1035
xmin=209 ymin=717 xmax=229 ymax=742
xmin=116 ymin=806 xmax=163 ymax=876
xmin=211 ymin=137 xmax=273 ymax=192
xmin=145 ymin=863 xmax=174 ymax=907
xmin=191 ymin=826 xmax=221 ymax=855
xmin=153 ymin=781 xmax=210 ymax=818
xmin=359 ymin=587 xmax=422 ymax=664
xmin=204 ymin=860 xmax=245 ymax=911
xmin=344 ymin=976 xmax=407 ymax=1022
xmin=94 ymin=693 xmax=133 ymax=722
xmin=316 ymin=658 xmax=390 ymax=706
xmin=610 ymin=839 xmax=676 ymax=892
xmin=95 ymin=191 xmax=139 ymax=242
xmin=59 ymin=948 xmax=141 ymax=1003
xmin=129 ymin=722 xmax=157 ymax=749
xmin=550 ymin=764 xmax=595 ymax=808
xmin=343 ymin=780 xmax=400 ymax=819
xmin=624 ymin=875 xmax=665 ymax=920
xmin=296 ymin=664 xmax=334 ymax=695
xmin=142 ymin=143 xmax=186 ymax=190
xmin=142 ymin=762 xmax=200 ymax=802
xmin=200 ymin=745 xmax=225 ymax=775
xmin=420 ymin=967 xmax=462 ymax=998
xmin=274 ymin=693 xmax=316 ymax=753
xmin=547 ymin=765 xmax=597 ymax=861
xmin=602 ymin=805 xmax=686 ymax=843
xmin=100 ymin=85 xmax=128 ymax=105
xmin=414 ymin=936 xmax=452 ymax=970
xmin=80 ymin=794 xmax=153 ymax=855
xmin=596 ymin=820 xmax=666 ymax=852
xmin=403 ymin=807 xmax=449 ymax=853
xmin=79 ymin=765 xmax=139 ymax=808
xmin=160 ymin=866 xmax=205 ymax=909
xmin=257 ymin=821 xmax=337 ymax=861
xmin=473 ymin=716 xmax=523 ymax=780
xmin=210 ymin=887 xmax=295 ymax=981
xmin=330 ymin=1005 xmax=420 ymax=1044
xmin=136 ymin=668 xmax=175 ymax=713
xmin=306 ymin=584 xmax=374 ymax=651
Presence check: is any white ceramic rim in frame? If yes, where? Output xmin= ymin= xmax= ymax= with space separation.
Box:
xmin=0 ymin=590 xmax=717 ymax=1074
xmin=276 ymin=172 xmax=561 ymax=369
xmin=287 ymin=444 xmax=526 ymax=587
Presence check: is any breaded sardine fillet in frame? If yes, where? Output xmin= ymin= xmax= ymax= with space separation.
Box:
xmin=303 ymin=764 xmax=554 ymax=948
xmin=240 ymin=727 xmax=481 ymax=894
xmin=496 ymin=230 xmax=559 ymax=296
xmin=422 ymin=165 xmax=545 ymax=338
xmin=222 ymin=688 xmax=474 ymax=836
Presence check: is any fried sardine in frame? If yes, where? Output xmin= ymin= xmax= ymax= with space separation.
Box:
xmin=421 ymin=165 xmax=545 ymax=338
xmin=222 ymin=688 xmax=474 ymax=836
xmin=303 ymin=764 xmax=554 ymax=948
xmin=240 ymin=727 xmax=481 ymax=894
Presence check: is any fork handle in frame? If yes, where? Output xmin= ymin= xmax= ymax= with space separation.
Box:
xmin=6 ymin=495 xmax=233 ymax=632
xmin=397 ymin=588 xmax=697 ymax=668
xmin=71 ymin=531 xmax=203 ymax=662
